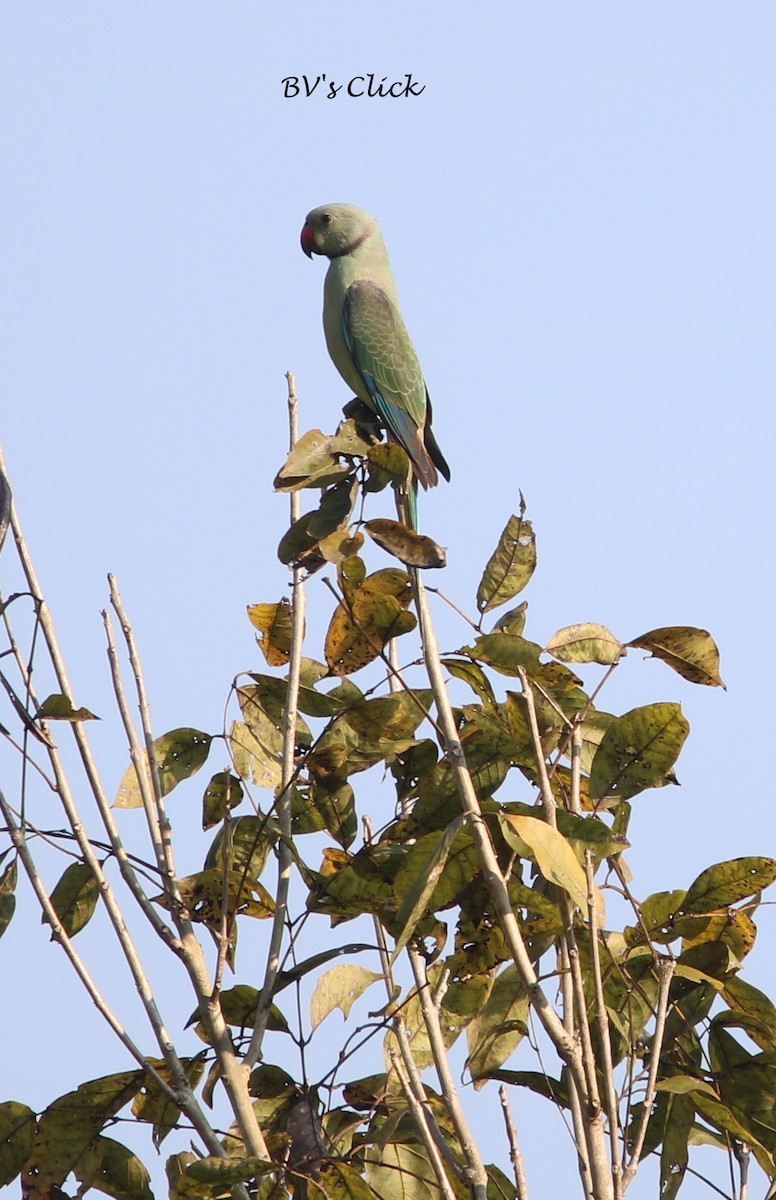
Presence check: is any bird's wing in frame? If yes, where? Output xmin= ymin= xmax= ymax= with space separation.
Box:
xmin=342 ymin=280 xmax=435 ymax=484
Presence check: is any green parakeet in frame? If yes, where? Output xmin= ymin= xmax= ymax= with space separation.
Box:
xmin=301 ymin=203 xmax=450 ymax=529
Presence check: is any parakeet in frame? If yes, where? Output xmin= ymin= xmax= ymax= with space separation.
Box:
xmin=300 ymin=203 xmax=449 ymax=529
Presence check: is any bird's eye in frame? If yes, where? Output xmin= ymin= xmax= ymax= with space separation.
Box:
xmin=321 ymin=213 xmax=332 ymax=225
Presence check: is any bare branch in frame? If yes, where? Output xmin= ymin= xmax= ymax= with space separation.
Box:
xmin=623 ymin=958 xmax=676 ymax=1189
xmin=247 ymin=371 xmax=306 ymax=1070
xmin=408 ymin=947 xmax=488 ymax=1200
xmin=498 ymin=1084 xmax=529 ymax=1200
xmin=586 ymin=852 xmax=622 ymax=1200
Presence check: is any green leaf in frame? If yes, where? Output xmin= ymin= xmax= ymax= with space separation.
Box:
xmin=466 ymin=632 xmax=542 ymax=676
xmin=0 ymin=859 xmax=17 ymax=941
xmin=204 ymin=815 xmax=274 ymax=881
xmin=682 ymin=857 xmax=776 ymax=914
xmin=660 ymin=1092 xmax=694 ymax=1200
xmin=654 ymin=1076 xmax=718 ymax=1098
xmin=546 ymin=622 xmax=624 ymax=666
xmin=442 ymin=658 xmax=498 ymax=707
xmin=486 ymin=1165 xmax=518 ymax=1200
xmin=629 ymin=626 xmax=726 ymax=688
xmin=477 ymin=509 xmax=537 ymax=613
xmin=311 ymin=1161 xmax=385 ymax=1200
xmin=276 ymin=510 xmax=321 ymax=568
xmin=310 ymin=964 xmax=384 ymax=1028
xmin=365 ymin=1142 xmax=441 ymax=1200
xmin=492 ymin=602 xmax=528 ymax=636
xmin=391 ymin=818 xmax=471 ymax=960
xmin=485 ymin=1070 xmax=569 ymax=1107
xmin=276 ymin=944 xmax=376 ymax=993
xmin=343 ymin=692 xmax=432 ymax=743
xmin=35 ymin=693 xmax=100 ymax=722
xmin=159 ymin=869 xmax=274 ymax=924
xmin=75 ymin=1135 xmax=153 ymax=1200
xmin=22 ymin=1072 xmax=144 ymax=1194
xmin=47 ymin=861 xmax=100 ymax=937
xmin=722 ymin=977 xmax=776 ymax=1051
xmin=589 ymin=702 xmax=689 ymax=802
xmin=186 ymin=984 xmax=288 ymax=1036
xmin=174 ymin=1155 xmax=271 ymax=1198
xmin=132 ymin=1058 xmax=205 ymax=1150
xmin=114 ymin=728 xmax=213 ymax=808
xmin=274 ymin=426 xmax=366 ymax=491
xmin=201 ymin=771 xmax=244 ymax=830
xmin=0 ymin=1101 xmax=35 ymax=1186
xmin=466 ymin=966 xmax=529 ymax=1083
xmin=308 ymin=477 xmax=359 ymax=540
xmin=364 ymin=518 xmax=446 ymax=569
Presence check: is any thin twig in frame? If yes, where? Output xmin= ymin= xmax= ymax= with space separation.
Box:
xmin=389 ymin=1052 xmax=458 ymax=1200
xmin=622 ymin=958 xmax=676 ymax=1189
xmin=413 ymin=573 xmax=614 ymax=1199
xmin=108 ymin=576 xmax=177 ymax=886
xmin=103 ymin=605 xmax=172 ymax=885
xmin=0 ymin=786 xmax=233 ymax=1160
xmin=246 ymin=372 xmax=306 ymax=1070
xmin=569 ymin=722 xmax=583 ymax=816
xmin=108 ymin=574 xmax=268 ymax=1160
xmin=498 ymin=1085 xmax=529 ymax=1200
xmin=424 ymin=585 xmax=481 ymax=632
xmin=363 ymin=820 xmax=460 ymax=1196
xmin=559 ymin=940 xmax=595 ymax=1200
xmin=586 ymin=853 xmax=622 ymax=1200
xmin=734 ymin=1142 xmax=749 ymax=1200
xmin=518 ymin=667 xmax=557 ymax=825
xmin=408 ymin=948 xmax=488 ymax=1200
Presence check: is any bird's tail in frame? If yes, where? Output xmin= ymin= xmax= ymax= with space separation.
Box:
xmin=395 ymin=478 xmax=419 ymax=532
xmin=407 ymin=478 xmax=419 ymax=532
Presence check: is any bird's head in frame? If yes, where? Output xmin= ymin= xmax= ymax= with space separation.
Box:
xmin=300 ymin=204 xmax=378 ymax=259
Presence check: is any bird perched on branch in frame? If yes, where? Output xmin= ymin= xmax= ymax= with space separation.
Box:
xmin=300 ymin=203 xmax=450 ymax=529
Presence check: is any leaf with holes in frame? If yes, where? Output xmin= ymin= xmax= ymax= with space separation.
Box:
xmin=682 ymin=857 xmax=776 ymax=914
xmin=476 ymin=510 xmax=536 ymax=613
xmin=589 ymin=703 xmax=689 ymax=803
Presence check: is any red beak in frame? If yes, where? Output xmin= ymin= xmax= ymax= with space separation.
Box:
xmin=300 ymin=223 xmax=316 ymax=258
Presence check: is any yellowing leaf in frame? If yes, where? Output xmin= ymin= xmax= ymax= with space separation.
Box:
xmin=477 ymin=509 xmax=536 ymax=614
xmin=629 ymin=626 xmax=726 ymax=688
xmin=274 ymin=427 xmax=363 ymax=491
xmin=546 ymin=623 xmax=624 ymax=666
xmin=247 ymin=600 xmax=293 ymax=667
xmin=499 ymin=813 xmax=604 ymax=922
xmin=364 ymin=519 xmax=446 ymax=569
xmin=365 ymin=442 xmax=411 ymax=486
xmin=229 ymin=720 xmax=282 ymax=790
xmin=324 ymin=574 xmax=416 ymax=676
xmin=318 ymin=528 xmax=364 ymax=564
xmin=310 ymin=964 xmax=384 ymax=1029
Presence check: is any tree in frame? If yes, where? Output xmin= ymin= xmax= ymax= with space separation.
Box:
xmin=0 ymin=377 xmax=773 ymax=1200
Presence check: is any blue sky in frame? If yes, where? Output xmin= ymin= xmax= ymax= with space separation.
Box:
xmin=2 ymin=4 xmax=775 ymax=1196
